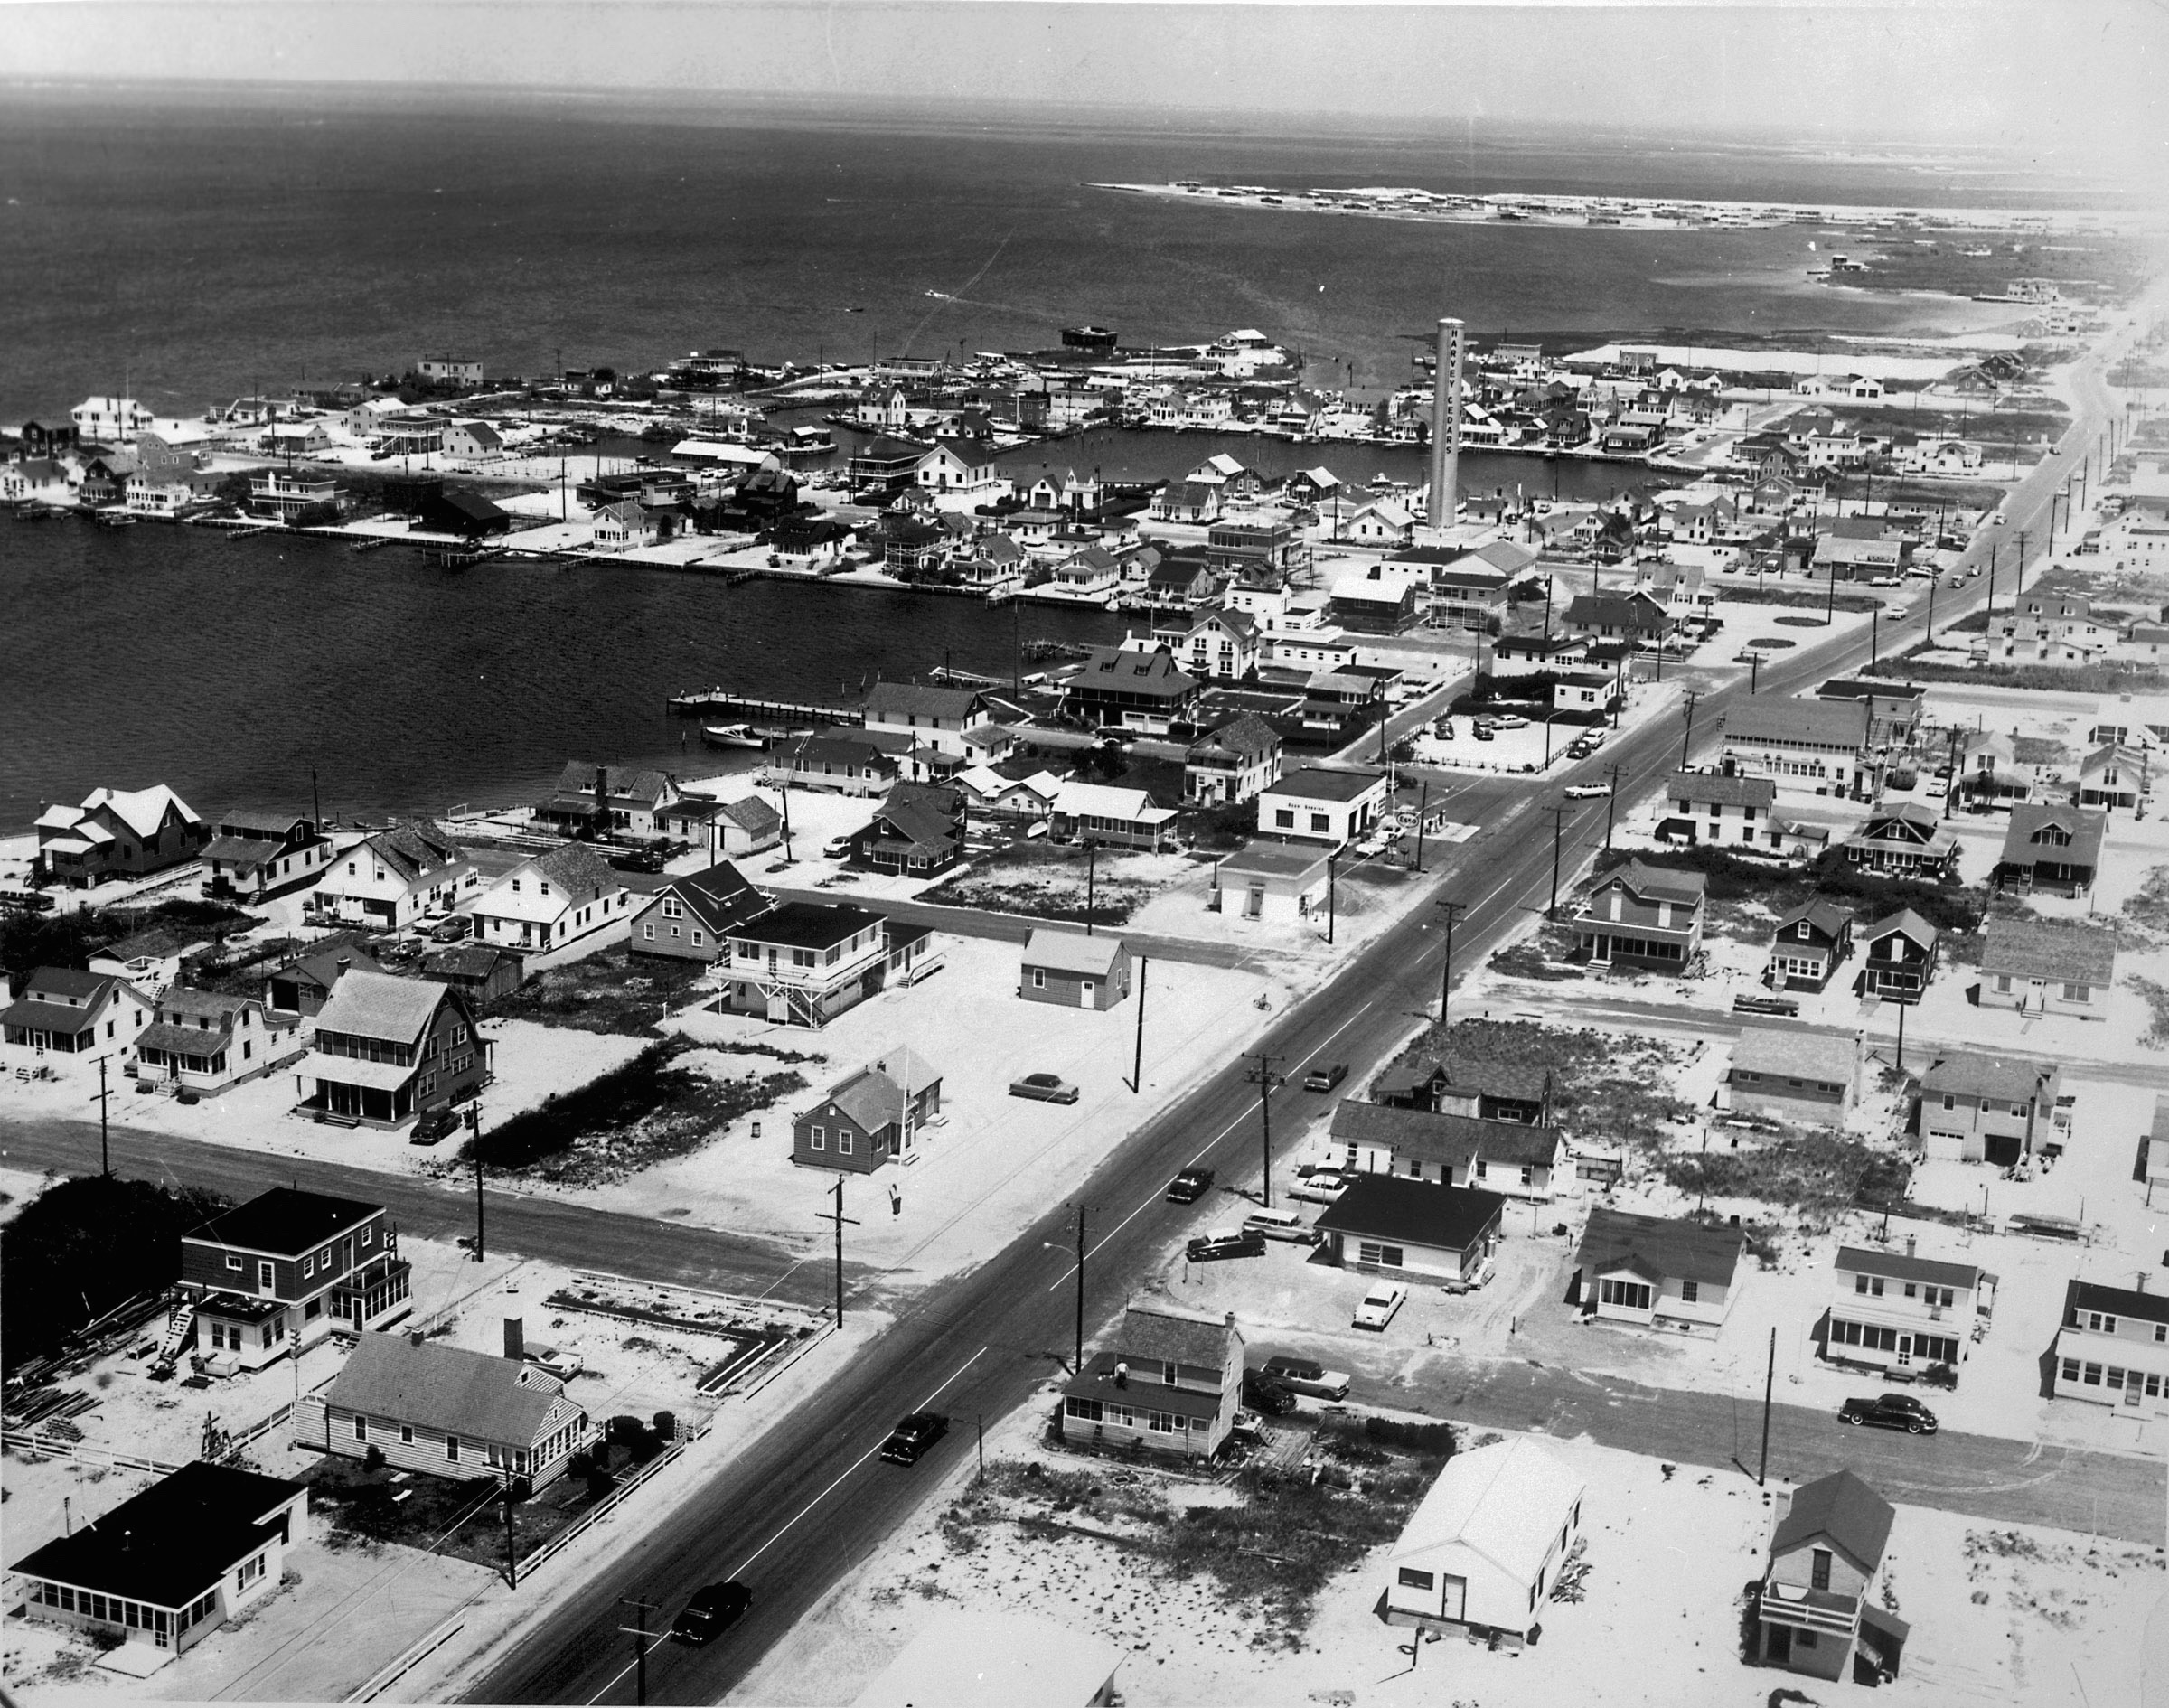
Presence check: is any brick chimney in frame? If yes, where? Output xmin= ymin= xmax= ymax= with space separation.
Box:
xmin=1905 ymin=1234 xmax=1916 ymax=1258
xmin=594 ymin=765 xmax=610 ymax=831
xmin=502 ymin=1317 xmax=524 ymax=1361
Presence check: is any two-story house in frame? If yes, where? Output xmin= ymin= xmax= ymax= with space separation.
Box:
xmin=1718 ymin=699 xmax=1868 ymax=797
xmin=845 ymin=781 xmax=967 ymax=877
xmin=1977 ymin=915 xmax=2117 ymax=1019
xmin=199 ymin=809 xmax=334 ymax=903
xmin=2053 ymin=1279 xmax=2169 ymax=1417
xmin=1060 ymin=1307 xmax=1243 ymax=1462
xmin=2077 ymin=742 xmax=2150 ymax=811
xmin=1573 ymin=860 xmax=1706 ymax=970
xmin=312 ymin=821 xmax=476 ymax=931
xmin=471 ymin=843 xmax=633 ymax=955
xmin=181 ymin=1187 xmax=410 ymax=1365
xmin=262 ymin=936 xmax=382 ymax=1018
xmin=1329 ymin=1101 xmax=1557 ymax=1200
xmin=1914 ymin=1049 xmax=2062 ymax=1165
xmin=790 ymin=1047 xmax=943 ymax=1173
xmin=714 ymin=902 xmax=889 ymax=1028
xmin=1059 ymin=644 xmax=1203 ymax=735
xmin=1995 ymin=802 xmax=2107 ymax=896
xmin=1572 ymin=1208 xmax=1746 ymax=1334
xmin=1843 ymin=802 xmax=1958 ymax=878
xmin=765 ymin=730 xmax=903 ymax=798
xmin=1816 ymin=678 xmax=1925 ymax=749
xmin=322 ymin=1332 xmax=593 ymax=1488
xmin=131 ymin=989 xmax=304 ymax=1098
xmin=1375 ymin=1057 xmax=1550 ymax=1125
xmin=861 ymin=681 xmax=995 ymax=760
xmin=1859 ymin=909 xmax=1939 ymax=999
xmin=1754 ymin=1470 xmax=1907 ymax=1682
xmin=1169 ymin=609 xmax=1263 ymax=682
xmin=293 ymin=970 xmax=488 ymax=1128
xmin=1658 ymin=770 xmax=1776 ymax=847
xmin=1256 ymin=767 xmax=1390 ymax=850
xmin=628 ymin=860 xmax=774 ymax=965
xmin=531 ymin=763 xmax=683 ymax=842
xmin=1 ymin=968 xmax=153 ymax=1060
xmin=35 ymin=784 xmax=206 ymax=888
xmin=1767 ymin=899 xmax=1852 ymax=992
xmin=1826 ymin=1241 xmax=1983 ymax=1378
xmin=1183 ymin=714 xmax=1283 ymax=808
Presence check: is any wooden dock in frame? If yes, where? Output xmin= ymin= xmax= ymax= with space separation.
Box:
xmin=667 ymin=690 xmax=863 ymax=727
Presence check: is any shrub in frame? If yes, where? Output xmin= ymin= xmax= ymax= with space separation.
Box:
xmin=362 ymin=1444 xmax=386 ymax=1473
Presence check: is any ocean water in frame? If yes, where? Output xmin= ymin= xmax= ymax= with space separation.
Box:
xmin=0 ymin=87 xmax=2096 ymax=831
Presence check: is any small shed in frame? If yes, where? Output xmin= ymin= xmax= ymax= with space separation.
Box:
xmin=1384 ymin=1438 xmax=1586 ymax=1644
xmin=1019 ymin=928 xmax=1131 ymax=1010
xmin=1209 ymin=842 xmax=1332 ymax=924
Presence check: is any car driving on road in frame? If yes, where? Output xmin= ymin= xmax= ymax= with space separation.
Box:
xmin=1839 ymin=1393 xmax=1939 ymax=1435
xmin=879 ymin=1411 xmax=951 ymax=1464
xmin=1563 ymin=783 xmax=1610 ymax=799
xmin=1258 ymin=1355 xmax=1351 ymax=1400
xmin=1009 ymin=1071 xmax=1079 ymax=1103
xmin=1302 ymin=1062 xmax=1348 ymax=1093
xmin=1164 ymin=1167 xmax=1215 ymax=1203
xmin=671 ymin=1581 xmax=752 ymax=1645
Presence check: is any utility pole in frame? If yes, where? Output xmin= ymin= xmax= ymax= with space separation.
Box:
xmin=97 ymin=1055 xmax=111 ymax=1178
xmin=1678 ymin=690 xmax=1703 ymax=770
xmin=1546 ymin=802 xmax=1570 ymax=920
xmin=1758 ymin=1326 xmax=1776 ymax=1487
xmin=310 ymin=765 xmax=322 ymax=834
xmin=1434 ymin=897 xmax=1467 ymax=1025
xmin=472 ymin=1113 xmax=485 ymax=1261
xmin=1894 ymin=992 xmax=1906 ymax=1075
xmin=502 ymin=1467 xmax=519 ymax=1589
xmin=1326 ymin=849 xmax=1338 ymax=945
xmin=617 ymin=1596 xmax=660 ymax=1708
xmin=1128 ymin=956 xmax=1149 ymax=1093
xmin=2015 ymin=529 xmax=2028 ymax=598
xmin=1603 ymin=764 xmax=1624 ymax=851
xmin=1244 ymin=1052 xmax=1286 ymax=1209
xmin=1071 ymin=1202 xmax=1088 ymax=1375
xmin=1748 ymin=652 xmax=1761 ymax=696
xmin=1413 ymin=779 xmax=1429 ymax=876
xmin=1870 ymin=608 xmax=1879 ymax=671
xmin=816 ymin=1176 xmax=859 ymax=1328
xmin=1084 ymin=840 xmax=1097 ymax=937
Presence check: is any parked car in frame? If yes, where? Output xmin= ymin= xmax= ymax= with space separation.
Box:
xmin=1165 ymin=1167 xmax=1216 ymax=1204
xmin=1009 ymin=1071 xmax=1079 ymax=1104
xmin=1839 ymin=1394 xmax=1939 ymax=1434
xmin=1353 ymin=1283 xmax=1408 ymax=1330
xmin=1925 ymin=778 xmax=1949 ymax=798
xmin=1302 ymin=1062 xmax=1348 ymax=1093
xmin=671 ymin=1581 xmax=752 ymax=1646
xmin=879 ymin=1411 xmax=951 ymax=1464
xmin=429 ymin=915 xmax=472 ymax=943
xmin=1286 ymin=1169 xmax=1349 ymax=1204
xmin=608 ymin=845 xmax=668 ymax=875
xmin=822 ymin=834 xmax=855 ymax=859
xmin=1432 ymin=719 xmax=1455 ymax=741
xmin=1187 ymin=1228 xmax=1266 ymax=1262
xmin=1491 ymin=713 xmax=1529 ymax=730
xmin=1259 ymin=1355 xmax=1352 ymax=1401
xmin=1241 ymin=1370 xmax=1300 ymax=1415
xmin=408 ymin=1106 xmax=458 ymax=1147
xmin=1472 ymin=723 xmax=1495 ymax=742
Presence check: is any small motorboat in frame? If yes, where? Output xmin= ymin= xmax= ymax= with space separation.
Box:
xmin=702 ymin=723 xmax=768 ymax=750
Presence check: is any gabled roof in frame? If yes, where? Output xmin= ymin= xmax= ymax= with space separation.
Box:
xmin=1313 ymin=1175 xmax=1505 ymax=1252
xmin=1050 ymin=781 xmax=1176 ymax=825
xmin=327 ymin=1332 xmax=570 ymax=1446
xmin=98 ymin=926 xmax=210 ymax=965
xmin=362 ymin=821 xmax=465 ymax=883
xmin=77 ymin=784 xmax=200 ymax=840
xmin=819 ymin=1065 xmax=912 ymax=1133
xmin=1106 ymin=1306 xmax=1236 ymax=1369
xmin=1773 ymin=898 xmax=1851 ymax=940
xmin=1576 ymin=1207 xmax=1744 ymax=1287
xmin=1731 ymin=1024 xmax=1856 ymax=1085
xmin=311 ymin=969 xmax=454 ymax=1045
xmin=1979 ymin=915 xmax=2117 ymax=984
xmin=14 ymin=967 xmax=126 ymax=1004
xmin=648 ymin=859 xmax=771 ymax=936
xmin=1918 ymin=1047 xmax=2052 ymax=1103
xmin=187 ymin=1187 xmax=383 ymax=1257
xmin=1328 ymin=1101 xmax=1559 ymax=1169
xmin=517 ymin=841 xmax=622 ymax=901
xmin=865 ymin=680 xmax=987 ymax=723
xmin=1389 ymin=1439 xmax=1586 ymax=1586
xmin=2066 ymin=1276 xmax=2169 ymax=1328
xmin=1834 ymin=1244 xmax=1982 ymax=1290
xmin=1188 ymin=713 xmax=1282 ymax=764
xmin=553 ymin=763 xmax=677 ymax=806
xmin=1066 ymin=645 xmax=1199 ymax=700
xmin=1863 ymin=908 xmax=1939 ymax=949
xmin=1022 ymin=926 xmax=1124 ymax=978
xmin=2000 ymin=802 xmax=2107 ymax=869
xmin=1770 ymin=1469 xmax=1893 ymax=1573
xmin=420 ymin=943 xmax=520 ymax=981
xmin=1593 ymin=859 xmax=1706 ymax=906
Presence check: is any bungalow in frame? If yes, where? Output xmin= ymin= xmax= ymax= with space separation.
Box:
xmin=863 ymin=681 xmax=994 ymax=758
xmin=1048 ymin=780 xmax=1181 ymax=851
xmin=1048 ymin=543 xmax=1121 ymax=596
xmin=471 ymin=843 xmax=632 ymax=955
xmin=1340 ymin=499 xmax=1416 ymax=549
xmin=2078 ymin=742 xmax=2151 ymax=811
xmin=1754 ymin=1470 xmax=1907 ymax=1683
xmin=955 ymin=765 xmax=1065 ymax=821
xmin=659 ymin=792 xmax=784 ymax=862
xmin=629 ymin=860 xmax=773 ymax=964
xmin=1186 ymin=452 xmax=1258 ymax=497
xmin=313 ymin=821 xmax=476 ymax=931
xmin=1915 ymin=1049 xmax=2061 ymax=1165
xmin=1827 ymin=1242 xmax=1982 ymax=1377
xmin=1843 ymin=802 xmax=1958 ymax=878
xmin=1144 ymin=551 xmax=1216 ymax=609
xmin=2052 ymin=1280 xmax=2169 ymax=1418
xmin=1060 ymin=644 xmax=1202 ymax=735
xmin=1728 ymin=1026 xmax=1859 ymax=1127
xmin=89 ymin=926 xmax=211 ymax=999
xmin=263 ymin=936 xmax=382 ymax=1018
xmin=417 ymin=943 xmax=526 ymax=1009
xmin=1718 ymin=698 xmax=1868 ymax=797
xmin=1183 ymin=713 xmax=1283 ymax=806
xmin=1256 ymin=767 xmax=1389 ymax=849
xmin=712 ymin=902 xmax=889 ymax=1028
xmin=1019 ymin=928 xmax=1131 ymax=1009
xmin=1149 ymin=480 xmax=1224 ymax=524
xmin=1561 ymin=591 xmax=1668 ymax=644
xmin=1573 ymin=860 xmax=1706 ymax=970
xmin=1313 ymin=1175 xmax=1505 ymax=1289
xmin=35 ymin=783 xmax=206 ymax=888
xmin=1329 ymin=1100 xmax=1558 ymax=1200
xmin=181 ymin=1187 xmax=409 ymax=1358
xmin=1573 ymin=1208 xmax=1745 ymax=1333
xmin=1995 ymin=802 xmax=2107 ymax=896
xmin=1207 ymin=841 xmax=1332 ymax=923
xmin=848 ymin=781 xmax=966 ymax=877
xmin=0 ymin=456 xmax=70 ymax=505
xmin=322 ymin=1331 xmax=593 ymax=1488
xmin=199 ymin=809 xmax=333 ymax=903
xmin=1657 ymin=769 xmax=1774 ymax=847
xmin=1977 ymin=915 xmax=2117 ymax=1018
xmin=293 ymin=970 xmax=488 ymax=1128
xmin=1171 ymin=609 xmax=1263 ymax=681
xmin=131 ymin=989 xmax=304 ymax=1097
xmin=1060 ymin=1306 xmax=1243 ymax=1462
xmin=1 ymin=968 xmax=153 ymax=1058
xmin=591 ymin=499 xmax=661 ymax=551
xmin=1328 ymin=564 xmax=1425 ymax=634
xmin=766 ymin=730 xmax=903 ymax=797
xmin=1860 ymin=908 xmax=1939 ymax=999
xmin=1383 ymin=1439 xmax=1586 ymax=1647
xmin=1767 ymin=899 xmax=1852 ymax=992
xmin=791 ymin=1046 xmax=943 ymax=1172
xmin=532 ymin=763 xmax=683 ymax=840
xmin=1552 ymin=670 xmax=1614 ymax=715
xmin=10 ymin=1462 xmax=310 ymax=1661
xmin=914 ymin=437 xmax=1000 ymax=493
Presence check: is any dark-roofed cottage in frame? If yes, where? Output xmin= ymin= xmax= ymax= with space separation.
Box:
xmin=1 ymin=967 xmax=153 ymax=1058
xmin=1329 ymin=1101 xmax=1558 ymax=1200
xmin=1995 ymin=802 xmax=2107 ymax=897
xmin=1767 ymin=899 xmax=1852 ymax=992
xmin=1059 ymin=644 xmax=1202 ymax=735
xmin=2053 ymin=1279 xmax=2169 ymax=1417
xmin=200 ymin=808 xmax=333 ymax=903
xmin=319 ymin=1331 xmax=594 ymax=1487
xmin=1755 ymin=1469 xmax=1906 ymax=1681
xmin=792 ymin=1047 xmax=943 ymax=1173
xmin=1859 ymin=909 xmax=1939 ymax=999
xmin=629 ymin=860 xmax=773 ymax=964
xmin=1573 ymin=861 xmax=1706 ymax=969
xmin=181 ymin=1186 xmax=410 ymax=1360
xmin=1313 ymin=1176 xmax=1505 ymax=1290
xmin=1573 ymin=1208 xmax=1746 ymax=1334
xmin=848 ymin=781 xmax=966 ymax=877
xmin=1826 ymin=1242 xmax=1983 ymax=1378
xmin=714 ymin=902 xmax=889 ymax=1028
xmin=1060 ymin=1307 xmax=1243 ymax=1461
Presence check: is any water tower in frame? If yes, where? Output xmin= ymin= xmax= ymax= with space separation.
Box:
xmin=1428 ymin=316 xmax=1464 ymax=538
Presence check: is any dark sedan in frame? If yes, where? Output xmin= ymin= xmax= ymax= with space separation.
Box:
xmin=879 ymin=1411 xmax=951 ymax=1464
xmin=1165 ymin=1168 xmax=1216 ymax=1203
xmin=1186 ymin=1228 xmax=1266 ymax=1262
xmin=671 ymin=1581 xmax=752 ymax=1645
xmin=1839 ymin=1394 xmax=1939 ymax=1435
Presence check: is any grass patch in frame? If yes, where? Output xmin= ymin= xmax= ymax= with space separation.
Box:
xmin=2122 ymin=867 xmax=2169 ymax=943
xmin=1716 ymin=587 xmax=1883 ymax=615
xmin=1382 ymin=1018 xmax=1695 ymax=1156
xmin=1745 ymin=636 xmax=1796 ymax=649
xmin=457 ymin=1038 xmax=807 ymax=1184
xmin=1594 ymin=846 xmax=1986 ymax=937
xmin=2 ymin=897 xmax=257 ymax=985
xmin=1661 ymin=1130 xmax=1911 ymax=1223
xmin=922 ymin=842 xmax=1156 ymax=927
xmin=492 ymin=949 xmax=707 ymax=1036
xmin=2130 ymin=977 xmax=2169 ymax=1050
xmin=1883 ymin=646 xmax=2169 ymax=696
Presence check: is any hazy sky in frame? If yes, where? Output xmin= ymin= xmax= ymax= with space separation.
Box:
xmin=4 ymin=2 xmax=2162 ymax=185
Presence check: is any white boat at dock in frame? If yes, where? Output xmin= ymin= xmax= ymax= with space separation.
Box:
xmin=702 ymin=723 xmax=769 ymax=750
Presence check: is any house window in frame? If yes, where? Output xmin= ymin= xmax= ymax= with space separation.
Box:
xmin=1600 ymin=1278 xmax=1653 ymax=1311
xmin=401 ymin=1425 xmax=414 ymax=1444
xmin=1681 ymin=1281 xmax=1699 ymax=1304
xmin=1810 ymin=1548 xmax=1832 ymax=1591
xmin=2061 ymin=1358 xmax=2081 ymax=1383
xmin=1397 ymin=1568 xmax=1435 ymax=1591
xmin=1870 ymin=1277 xmax=1884 ymax=1297
xmin=1274 ymin=810 xmax=1294 ymax=829
xmin=2083 ymin=1364 xmax=2103 ymax=1385
xmin=1357 ymin=1242 xmax=1404 ymax=1268
xmin=690 ymin=931 xmax=703 ymax=946
xmin=354 ymin=1414 xmax=368 ymax=1440
xmin=1942 ymin=1093 xmax=1957 ymax=1111
xmin=2063 ymin=983 xmax=2091 ymax=1003
xmin=839 ymin=1131 xmax=852 ymax=1155
xmin=447 ymin=1435 xmax=461 ymax=1462
xmin=1032 ymin=969 xmax=1047 ymax=990
xmin=810 ymin=1126 xmax=825 ymax=1150
xmin=303 ymin=1256 xmax=315 ymax=1278
xmin=227 ymin=1255 xmax=243 ymax=1272
xmin=643 ymin=924 xmax=654 ymax=940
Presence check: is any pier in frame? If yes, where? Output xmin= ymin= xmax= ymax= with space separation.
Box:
xmin=668 ymin=690 xmax=864 ymax=727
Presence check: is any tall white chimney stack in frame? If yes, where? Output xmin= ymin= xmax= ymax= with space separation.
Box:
xmin=1427 ymin=316 xmax=1464 ymax=539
